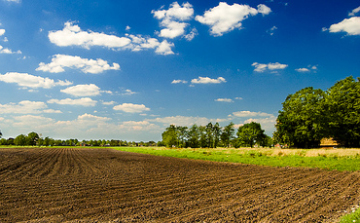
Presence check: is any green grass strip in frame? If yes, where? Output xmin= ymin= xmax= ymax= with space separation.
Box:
xmin=339 ymin=206 xmax=360 ymax=223
xmin=111 ymin=147 xmax=360 ymax=172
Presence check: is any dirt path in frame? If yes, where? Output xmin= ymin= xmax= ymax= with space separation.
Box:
xmin=0 ymin=147 xmax=359 ymax=222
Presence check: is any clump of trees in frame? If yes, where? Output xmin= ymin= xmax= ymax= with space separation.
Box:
xmin=160 ymin=122 xmax=271 ymax=148
xmin=274 ymin=76 xmax=360 ymax=148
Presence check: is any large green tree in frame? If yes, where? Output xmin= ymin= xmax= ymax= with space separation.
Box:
xmin=275 ymin=87 xmax=326 ymax=148
xmin=236 ymin=122 xmax=267 ymax=148
xmin=162 ymin=125 xmax=178 ymax=148
xmin=325 ymin=76 xmax=360 ymax=147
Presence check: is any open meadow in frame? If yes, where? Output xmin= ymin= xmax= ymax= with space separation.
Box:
xmin=0 ymin=147 xmax=360 ymax=222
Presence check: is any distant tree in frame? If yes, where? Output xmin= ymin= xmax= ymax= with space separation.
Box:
xmin=15 ymin=134 xmax=27 ymax=146
xmin=187 ymin=124 xmax=200 ymax=148
xmin=27 ymin=132 xmax=39 ymax=146
xmin=0 ymin=138 xmax=7 ymax=145
xmin=212 ymin=122 xmax=221 ymax=148
xmin=221 ymin=122 xmax=235 ymax=148
xmin=0 ymin=129 xmax=2 ymax=138
xmin=236 ymin=122 xmax=266 ymax=148
xmin=199 ymin=125 xmax=207 ymax=148
xmin=162 ymin=125 xmax=178 ymax=147
xmin=176 ymin=126 xmax=188 ymax=148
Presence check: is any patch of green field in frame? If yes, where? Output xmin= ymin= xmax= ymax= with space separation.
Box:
xmin=339 ymin=206 xmax=360 ymax=223
xmin=112 ymin=147 xmax=360 ymax=172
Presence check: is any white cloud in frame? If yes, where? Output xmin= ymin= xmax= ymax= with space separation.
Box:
xmin=60 ymin=84 xmax=102 ymax=97
xmin=329 ymin=16 xmax=360 ymax=35
xmin=36 ymin=54 xmax=120 ymax=74
xmin=295 ymin=68 xmax=310 ymax=72
xmin=0 ymin=72 xmax=72 ymax=89
xmin=148 ymin=115 xmax=211 ymax=127
xmin=152 ymin=2 xmax=194 ymax=39
xmin=267 ymin=26 xmax=277 ymax=35
xmin=349 ymin=6 xmax=360 ymax=17
xmin=102 ymin=101 xmax=115 ymax=105
xmin=0 ymin=47 xmax=22 ymax=54
xmin=121 ymin=89 xmax=137 ymax=96
xmin=171 ymin=79 xmax=188 ymax=84
xmin=235 ymin=97 xmax=243 ymax=100
xmin=125 ymin=26 xmax=131 ymax=31
xmin=252 ymin=62 xmax=288 ymax=72
xmin=231 ymin=111 xmax=273 ymax=118
xmin=113 ymin=103 xmax=150 ymax=113
xmin=215 ymin=98 xmax=234 ymax=103
xmin=49 ymin=22 xmax=174 ymax=55
xmin=47 ymin=98 xmax=97 ymax=107
xmin=184 ymin=28 xmax=198 ymax=41
xmin=3 ymin=0 xmax=20 ymax=3
xmin=191 ymin=76 xmax=226 ymax=84
xmin=257 ymin=4 xmax=272 ymax=15
xmin=78 ymin=113 xmax=111 ymax=122
xmin=0 ymin=101 xmax=48 ymax=114
xmin=0 ymin=29 xmax=5 ymax=36
xmin=49 ymin=22 xmax=131 ymax=49
xmin=195 ymin=2 xmax=271 ymax=36
xmin=155 ymin=40 xmax=175 ymax=55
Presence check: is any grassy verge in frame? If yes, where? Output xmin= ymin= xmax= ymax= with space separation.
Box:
xmin=339 ymin=206 xmax=360 ymax=223
xmin=111 ymin=147 xmax=360 ymax=172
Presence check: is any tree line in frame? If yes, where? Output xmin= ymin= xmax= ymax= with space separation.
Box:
xmin=0 ymin=131 xmax=156 ymax=147
xmin=274 ymin=76 xmax=360 ymax=148
xmin=160 ymin=122 xmax=272 ymax=148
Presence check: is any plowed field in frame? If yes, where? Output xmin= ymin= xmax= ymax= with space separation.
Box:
xmin=0 ymin=147 xmax=359 ymax=222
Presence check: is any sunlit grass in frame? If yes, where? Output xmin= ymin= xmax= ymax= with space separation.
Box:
xmin=112 ymin=147 xmax=360 ymax=172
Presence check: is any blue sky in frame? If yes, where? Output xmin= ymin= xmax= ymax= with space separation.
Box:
xmin=0 ymin=0 xmax=359 ymax=141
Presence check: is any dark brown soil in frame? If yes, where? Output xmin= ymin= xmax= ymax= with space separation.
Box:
xmin=0 ymin=147 xmax=359 ymax=222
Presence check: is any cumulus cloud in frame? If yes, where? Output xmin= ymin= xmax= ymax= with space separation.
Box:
xmin=47 ymin=98 xmax=97 ymax=107
xmin=78 ymin=113 xmax=111 ymax=122
xmin=231 ymin=111 xmax=273 ymax=117
xmin=191 ymin=76 xmax=226 ymax=84
xmin=102 ymin=101 xmax=115 ymax=105
xmin=148 ymin=115 xmax=211 ymax=127
xmin=49 ymin=22 xmax=174 ymax=55
xmin=328 ymin=16 xmax=360 ymax=35
xmin=0 ymin=101 xmax=48 ymax=114
xmin=252 ymin=62 xmax=288 ymax=72
xmin=215 ymin=98 xmax=234 ymax=103
xmin=113 ymin=103 xmax=150 ymax=113
xmin=152 ymin=2 xmax=194 ymax=39
xmin=195 ymin=2 xmax=271 ymax=36
xmin=171 ymin=79 xmax=188 ymax=84
xmin=60 ymin=84 xmax=104 ymax=97
xmin=121 ymin=89 xmax=137 ymax=96
xmin=36 ymin=54 xmax=120 ymax=74
xmin=295 ymin=68 xmax=310 ymax=72
xmin=0 ymin=46 xmax=22 ymax=54
xmin=0 ymin=29 xmax=5 ymax=36
xmin=0 ymin=72 xmax=72 ymax=89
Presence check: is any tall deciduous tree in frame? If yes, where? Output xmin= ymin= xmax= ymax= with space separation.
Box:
xmin=236 ymin=122 xmax=266 ymax=148
xmin=326 ymin=76 xmax=360 ymax=147
xmin=275 ymin=87 xmax=325 ymax=148
xmin=221 ymin=122 xmax=235 ymax=147
xmin=188 ymin=124 xmax=200 ymax=148
xmin=162 ymin=125 xmax=178 ymax=148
